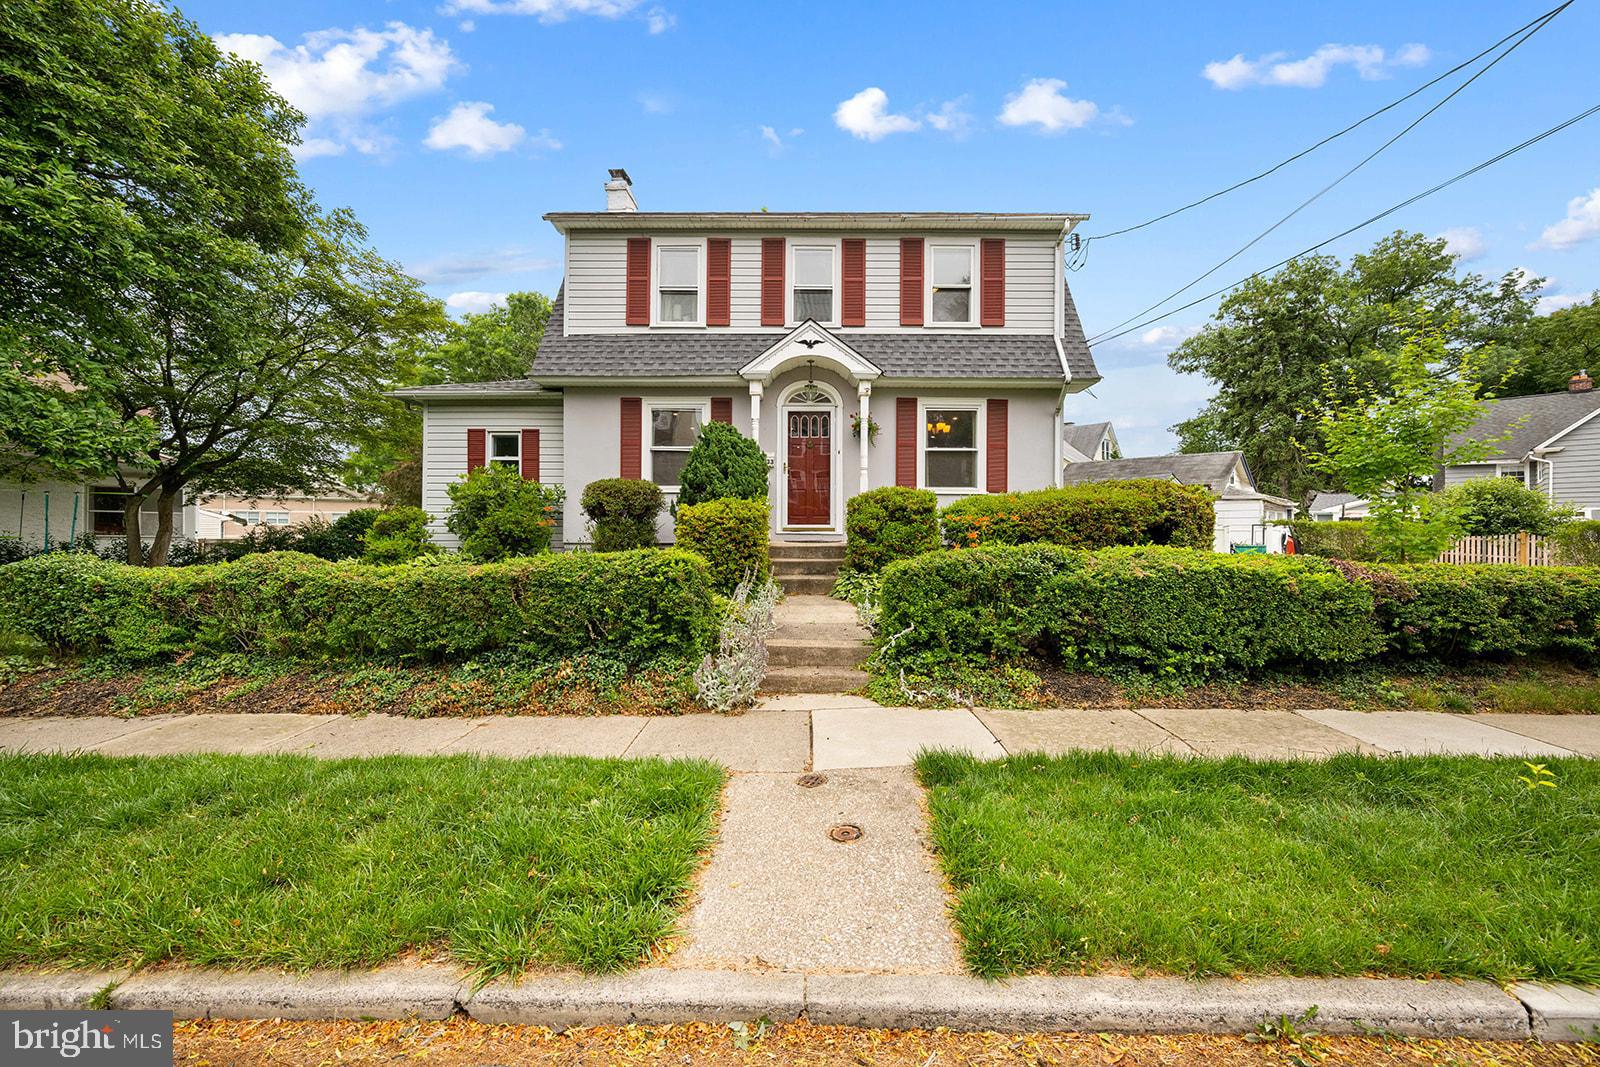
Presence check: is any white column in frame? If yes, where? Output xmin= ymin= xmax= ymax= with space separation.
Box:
xmin=857 ymin=382 xmax=872 ymax=495
xmin=748 ymin=380 xmax=763 ymax=444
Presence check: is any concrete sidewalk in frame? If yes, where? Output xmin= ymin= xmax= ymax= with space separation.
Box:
xmin=4 ymin=703 xmax=1596 ymax=768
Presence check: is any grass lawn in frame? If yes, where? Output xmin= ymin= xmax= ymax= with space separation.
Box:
xmin=916 ymin=749 xmax=1600 ymax=983
xmin=0 ymin=752 xmax=724 ymax=975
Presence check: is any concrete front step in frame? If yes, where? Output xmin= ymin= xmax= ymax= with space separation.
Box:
xmin=770 ymin=543 xmax=846 ymax=562
xmin=759 ymin=665 xmax=869 ymax=695
xmin=772 ymin=558 xmax=843 ymax=577
xmin=778 ymin=575 xmax=838 ymax=596
xmin=768 ymin=637 xmax=869 ymax=668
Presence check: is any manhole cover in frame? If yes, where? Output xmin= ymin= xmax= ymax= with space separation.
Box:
xmin=796 ymin=773 xmax=827 ymax=788
xmin=828 ymin=823 xmax=864 ymax=843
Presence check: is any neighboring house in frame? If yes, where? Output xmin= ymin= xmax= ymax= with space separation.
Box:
xmin=1440 ymin=371 xmax=1600 ymax=517
xmin=193 ymin=490 xmax=373 ymax=541
xmin=1059 ymin=450 xmax=1295 ymax=552
xmin=0 ymin=475 xmax=197 ymax=549
xmin=1063 ymin=420 xmax=1119 ymax=463
xmin=1306 ymin=492 xmax=1370 ymax=522
xmin=393 ymin=169 xmax=1101 ymax=546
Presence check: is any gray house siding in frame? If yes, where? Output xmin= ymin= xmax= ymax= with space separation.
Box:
xmin=1548 ymin=414 xmax=1600 ymax=515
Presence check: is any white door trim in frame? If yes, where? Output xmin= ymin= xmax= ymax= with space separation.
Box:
xmin=778 ymin=379 xmax=843 ymax=533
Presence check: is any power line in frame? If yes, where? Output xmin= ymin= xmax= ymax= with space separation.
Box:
xmin=1085 ymin=1 xmax=1573 ymax=243
xmin=1087 ymin=101 xmax=1600 ymax=350
xmin=1084 ymin=3 xmax=1569 ymax=346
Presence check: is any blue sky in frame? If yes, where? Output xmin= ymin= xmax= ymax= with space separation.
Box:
xmin=184 ymin=0 xmax=1600 ymax=455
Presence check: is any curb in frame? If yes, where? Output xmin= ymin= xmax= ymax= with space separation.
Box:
xmin=4 ymin=967 xmax=1595 ymax=1042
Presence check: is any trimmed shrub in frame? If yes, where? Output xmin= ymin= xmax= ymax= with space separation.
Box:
xmin=1290 ymin=519 xmax=1379 ymax=561
xmin=1371 ymin=563 xmax=1600 ymax=660
xmin=445 ymin=465 xmax=563 ymax=560
xmin=297 ymin=508 xmax=381 ymax=560
xmin=581 ymin=478 xmax=663 ymax=551
xmin=843 ymin=487 xmax=940 ymax=574
xmin=677 ymin=422 xmax=768 ymax=506
xmin=878 ymin=545 xmax=1380 ymax=681
xmin=1554 ymin=520 xmax=1600 ymax=566
xmin=364 ymin=507 xmax=437 ymax=563
xmin=0 ymin=549 xmax=718 ymax=666
xmin=675 ymin=498 xmax=770 ymax=594
xmin=940 ymin=480 xmax=1214 ymax=551
xmin=1445 ymin=477 xmax=1576 ymax=536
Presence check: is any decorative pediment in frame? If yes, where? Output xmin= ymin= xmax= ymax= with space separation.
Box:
xmin=739 ymin=321 xmax=881 ymax=384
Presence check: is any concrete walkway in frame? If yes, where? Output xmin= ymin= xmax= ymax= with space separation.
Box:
xmin=6 ymin=703 xmax=1597 ymax=766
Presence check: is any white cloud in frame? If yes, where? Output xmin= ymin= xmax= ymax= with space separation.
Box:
xmin=1133 ymin=324 xmax=1202 ymax=348
xmin=1535 ymin=187 xmax=1600 ymax=250
xmin=997 ymin=78 xmax=1099 ymax=132
xmin=1437 ymin=226 xmax=1486 ymax=261
xmin=407 ymin=248 xmax=557 ymax=284
xmin=445 ymin=291 xmax=510 ymax=315
xmin=1537 ymin=292 xmax=1587 ymax=314
xmin=833 ymin=87 xmax=920 ymax=141
xmin=760 ymin=125 xmax=804 ymax=155
xmin=216 ymin=22 xmax=459 ymax=157
xmin=637 ymin=91 xmax=673 ymax=114
xmin=1203 ymin=42 xmax=1429 ymax=90
xmin=424 ymin=101 xmax=528 ymax=156
xmin=442 ymin=0 xmax=673 ymax=32
xmin=926 ymin=97 xmax=973 ymax=137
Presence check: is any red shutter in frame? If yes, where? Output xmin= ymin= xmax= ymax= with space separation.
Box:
xmin=620 ymin=397 xmax=642 ymax=479
xmin=841 ymin=238 xmax=866 ymax=327
xmin=625 ymin=237 xmax=651 ymax=326
xmin=466 ymin=428 xmax=486 ymax=472
xmin=986 ymin=399 xmax=1008 ymax=493
xmin=521 ymin=428 xmax=540 ymax=481
xmin=981 ymin=238 xmax=1006 ymax=327
xmin=710 ymin=397 xmax=733 ymax=424
xmin=706 ymin=238 xmax=731 ymax=326
xmin=899 ymin=238 xmax=924 ymax=326
xmin=895 ymin=397 xmax=918 ymax=487
xmin=761 ymin=238 xmax=786 ymax=326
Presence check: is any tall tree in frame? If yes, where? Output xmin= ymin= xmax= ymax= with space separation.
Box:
xmin=1168 ymin=231 xmax=1541 ymax=502
xmin=1469 ymin=294 xmax=1600 ymax=397
xmin=0 ymin=0 xmax=311 ymax=480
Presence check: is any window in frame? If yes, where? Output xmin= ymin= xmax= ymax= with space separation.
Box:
xmin=648 ymin=405 xmax=704 ymax=489
xmin=1099 ymin=438 xmax=1114 ymax=460
xmin=923 ymin=406 xmax=980 ymax=490
xmin=489 ymin=432 xmax=521 ymax=470
xmin=656 ymin=245 xmax=701 ymax=324
xmin=792 ymin=246 xmax=834 ymax=323
xmin=233 ymin=510 xmax=260 ymax=527
xmin=930 ymin=245 xmax=974 ymax=324
xmin=1500 ymin=469 xmax=1527 ymax=485
xmin=90 ymin=488 xmax=138 ymax=535
xmin=263 ymin=511 xmax=290 ymax=525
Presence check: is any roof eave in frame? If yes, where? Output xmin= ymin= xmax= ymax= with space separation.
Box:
xmin=544 ymin=212 xmax=1089 ymax=235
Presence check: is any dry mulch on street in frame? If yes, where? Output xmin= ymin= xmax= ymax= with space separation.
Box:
xmin=173 ymin=1019 xmax=1598 ymax=1066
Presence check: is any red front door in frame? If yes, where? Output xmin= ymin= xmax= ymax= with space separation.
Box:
xmin=786 ymin=410 xmax=831 ymax=526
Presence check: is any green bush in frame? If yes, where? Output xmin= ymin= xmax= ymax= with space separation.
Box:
xmin=297 ymin=508 xmax=381 ymax=560
xmin=364 ymin=507 xmax=438 ymax=564
xmin=1554 ymin=520 xmax=1600 ymax=566
xmin=940 ymin=480 xmax=1214 ymax=551
xmin=676 ymin=422 xmax=767 ymax=506
xmin=842 ymin=487 xmax=940 ymax=574
xmin=876 ymin=544 xmax=1600 ymax=682
xmin=674 ymin=498 xmax=769 ymax=594
xmin=878 ymin=545 xmax=1380 ymax=681
xmin=1290 ymin=519 xmax=1380 ymax=561
xmin=1444 ymin=477 xmax=1577 ymax=536
xmin=581 ymin=478 xmax=663 ymax=551
xmin=0 ymin=549 xmax=718 ymax=666
xmin=445 ymin=465 xmax=564 ymax=560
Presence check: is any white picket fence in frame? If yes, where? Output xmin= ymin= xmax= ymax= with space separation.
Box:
xmin=1436 ymin=532 xmax=1556 ymax=566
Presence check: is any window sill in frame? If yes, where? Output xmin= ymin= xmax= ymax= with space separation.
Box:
xmin=922 ymin=485 xmax=984 ymax=495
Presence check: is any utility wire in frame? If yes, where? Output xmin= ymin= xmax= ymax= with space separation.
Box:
xmin=1087 ymin=102 xmax=1600 ymax=350
xmin=1084 ymin=2 xmax=1570 ymax=346
xmin=1085 ymin=0 xmax=1574 ymax=243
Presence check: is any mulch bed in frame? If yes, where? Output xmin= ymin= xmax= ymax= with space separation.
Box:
xmin=172 ymin=1018 xmax=1598 ymax=1066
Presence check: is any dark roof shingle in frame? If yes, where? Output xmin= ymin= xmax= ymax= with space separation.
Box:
xmin=1060 ymin=451 xmax=1246 ymax=494
xmin=1449 ymin=389 xmax=1600 ymax=460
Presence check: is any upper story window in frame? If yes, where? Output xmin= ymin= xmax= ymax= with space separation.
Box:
xmin=656 ymin=244 xmax=701 ymax=324
xmin=489 ymin=431 xmax=521 ymax=470
xmin=930 ymin=245 xmax=975 ymax=325
xmin=1099 ymin=438 xmax=1114 ymax=460
xmin=792 ymin=246 xmax=835 ymax=323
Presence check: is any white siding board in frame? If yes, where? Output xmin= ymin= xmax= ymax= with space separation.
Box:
xmin=421 ymin=402 xmax=566 ymax=548
xmin=563 ymin=236 xmax=628 ymax=332
xmin=728 ymin=237 xmax=762 ymax=329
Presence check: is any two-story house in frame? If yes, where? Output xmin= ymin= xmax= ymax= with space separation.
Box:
xmin=394 ymin=170 xmax=1101 ymax=546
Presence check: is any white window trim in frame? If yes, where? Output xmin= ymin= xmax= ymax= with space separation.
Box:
xmin=926 ymin=240 xmax=980 ymax=328
xmin=642 ymin=398 xmax=711 ymax=493
xmin=652 ymin=238 xmax=707 ymax=328
xmin=486 ymin=429 xmax=523 ymax=471
xmin=917 ymin=398 xmax=986 ymax=494
xmin=787 ymin=238 xmax=841 ymax=328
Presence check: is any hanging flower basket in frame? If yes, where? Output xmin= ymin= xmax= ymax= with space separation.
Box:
xmin=850 ymin=412 xmax=881 ymax=444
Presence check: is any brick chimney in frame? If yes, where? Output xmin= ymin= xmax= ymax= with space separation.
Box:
xmin=604 ymin=168 xmax=637 ymax=212
xmin=1570 ymin=369 xmax=1594 ymax=393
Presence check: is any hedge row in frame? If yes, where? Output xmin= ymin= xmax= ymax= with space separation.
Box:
xmin=675 ymin=498 xmax=770 ymax=593
xmin=940 ymin=481 xmax=1215 ymax=551
xmin=0 ymin=549 xmax=718 ymax=666
xmin=877 ymin=545 xmax=1600 ymax=680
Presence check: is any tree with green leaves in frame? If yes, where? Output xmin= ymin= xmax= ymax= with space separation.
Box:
xmin=1306 ymin=326 xmax=1502 ymax=562
xmin=1169 ymin=231 xmax=1542 ymax=502
xmin=1469 ymin=294 xmax=1600 ymax=397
